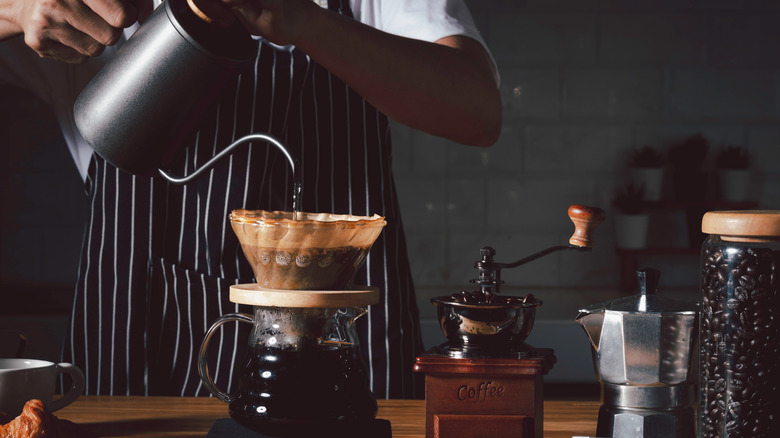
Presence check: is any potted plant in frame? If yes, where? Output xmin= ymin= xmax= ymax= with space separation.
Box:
xmin=668 ymin=133 xmax=709 ymax=201
xmin=715 ymin=145 xmax=751 ymax=202
xmin=627 ymin=145 xmax=665 ymax=202
xmin=613 ymin=182 xmax=650 ymax=249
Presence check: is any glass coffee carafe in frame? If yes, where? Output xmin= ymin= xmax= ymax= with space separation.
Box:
xmin=199 ymin=289 xmax=379 ymax=428
xmin=198 ymin=210 xmax=386 ymax=433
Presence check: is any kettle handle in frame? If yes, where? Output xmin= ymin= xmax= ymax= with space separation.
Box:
xmin=568 ymin=205 xmax=606 ymax=248
xmin=198 ymin=313 xmax=254 ymax=403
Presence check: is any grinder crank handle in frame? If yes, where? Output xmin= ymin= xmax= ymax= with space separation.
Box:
xmin=471 ymin=204 xmax=605 ymax=295
xmin=476 ymin=204 xmax=606 ymax=271
xmin=567 ymin=205 xmax=606 ymax=248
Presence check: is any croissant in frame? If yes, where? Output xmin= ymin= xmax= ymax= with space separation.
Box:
xmin=0 ymin=399 xmax=97 ymax=438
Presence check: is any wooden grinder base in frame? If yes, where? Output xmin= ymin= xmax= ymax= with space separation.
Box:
xmin=414 ymin=348 xmax=556 ymax=438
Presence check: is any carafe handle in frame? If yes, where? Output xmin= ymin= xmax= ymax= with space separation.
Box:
xmin=198 ymin=313 xmax=254 ymax=403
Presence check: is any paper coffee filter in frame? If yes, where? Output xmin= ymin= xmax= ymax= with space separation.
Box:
xmin=230 ymin=209 xmax=386 ymax=249
xmin=229 ymin=209 xmax=387 ymax=290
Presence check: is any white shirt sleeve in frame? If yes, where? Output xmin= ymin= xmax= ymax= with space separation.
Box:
xmin=350 ymin=0 xmax=489 ymax=48
xmin=349 ymin=0 xmax=497 ymax=83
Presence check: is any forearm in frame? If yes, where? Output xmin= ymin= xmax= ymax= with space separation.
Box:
xmin=294 ymin=4 xmax=501 ymax=147
xmin=0 ymin=0 xmax=22 ymax=41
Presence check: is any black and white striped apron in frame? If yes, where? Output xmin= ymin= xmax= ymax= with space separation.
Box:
xmin=63 ymin=0 xmax=423 ymax=399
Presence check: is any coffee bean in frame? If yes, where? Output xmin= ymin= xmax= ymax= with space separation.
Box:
xmin=738 ymin=275 xmax=754 ymax=289
xmin=735 ymin=287 xmax=749 ymax=302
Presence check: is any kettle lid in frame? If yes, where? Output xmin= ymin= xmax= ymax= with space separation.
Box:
xmin=578 ymin=268 xmax=697 ymax=314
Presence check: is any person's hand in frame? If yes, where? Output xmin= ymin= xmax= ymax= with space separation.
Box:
xmin=12 ymin=0 xmax=142 ymax=63
xmin=217 ymin=0 xmax=317 ymax=46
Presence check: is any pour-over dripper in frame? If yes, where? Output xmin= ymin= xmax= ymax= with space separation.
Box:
xmin=230 ymin=210 xmax=386 ymax=290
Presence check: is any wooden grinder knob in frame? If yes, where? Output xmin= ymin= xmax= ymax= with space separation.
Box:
xmin=568 ymin=205 xmax=606 ymax=248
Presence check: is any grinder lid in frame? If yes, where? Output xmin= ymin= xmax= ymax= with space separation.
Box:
xmin=578 ymin=268 xmax=697 ymax=315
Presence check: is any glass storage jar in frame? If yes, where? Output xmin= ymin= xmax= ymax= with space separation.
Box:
xmin=698 ymin=211 xmax=780 ymax=438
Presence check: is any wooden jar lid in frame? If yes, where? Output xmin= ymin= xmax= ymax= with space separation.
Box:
xmin=230 ymin=284 xmax=379 ymax=307
xmin=702 ymin=210 xmax=780 ymax=242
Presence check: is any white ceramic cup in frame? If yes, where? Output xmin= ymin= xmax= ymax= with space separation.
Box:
xmin=0 ymin=358 xmax=85 ymax=417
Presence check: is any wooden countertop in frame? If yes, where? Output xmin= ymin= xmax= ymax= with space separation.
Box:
xmin=55 ymin=396 xmax=600 ymax=437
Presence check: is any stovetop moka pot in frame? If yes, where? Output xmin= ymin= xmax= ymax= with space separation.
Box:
xmin=576 ymin=268 xmax=698 ymax=438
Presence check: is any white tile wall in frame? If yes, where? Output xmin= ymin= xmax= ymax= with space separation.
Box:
xmin=708 ymin=14 xmax=780 ymax=67
xmin=490 ymin=14 xmax=597 ymax=66
xmin=563 ymin=69 xmax=665 ymax=119
xmin=498 ymin=68 xmax=560 ymax=119
xmin=447 ymin=126 xmax=522 ymax=174
xmin=523 ymin=126 xmax=632 ymax=173
xmin=748 ymin=127 xmax=780 ymax=173
xmin=599 ymin=14 xmax=707 ymax=66
xmin=670 ymin=69 xmax=776 ymax=118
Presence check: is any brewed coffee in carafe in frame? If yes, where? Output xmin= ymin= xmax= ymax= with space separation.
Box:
xmin=229 ymin=307 xmax=377 ymax=427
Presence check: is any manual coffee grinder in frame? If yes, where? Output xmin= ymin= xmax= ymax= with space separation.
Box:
xmin=414 ymin=205 xmax=605 ymax=438
xmin=199 ymin=210 xmax=392 ymax=437
xmin=576 ymin=268 xmax=698 ymax=438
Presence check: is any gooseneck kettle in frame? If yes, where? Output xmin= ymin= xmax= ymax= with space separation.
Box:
xmin=74 ymin=0 xmax=292 ymax=185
